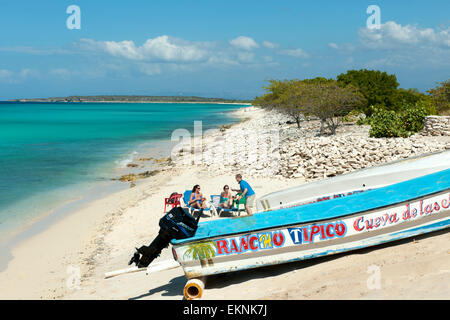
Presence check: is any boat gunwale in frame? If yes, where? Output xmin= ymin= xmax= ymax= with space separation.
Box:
xmin=172 ymin=188 xmax=450 ymax=247
xmin=172 ymin=169 xmax=450 ymax=245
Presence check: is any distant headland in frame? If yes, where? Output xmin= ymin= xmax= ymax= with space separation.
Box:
xmin=7 ymin=95 xmax=252 ymax=104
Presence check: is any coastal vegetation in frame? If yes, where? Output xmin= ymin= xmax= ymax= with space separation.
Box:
xmin=253 ymin=69 xmax=449 ymax=138
xmin=427 ymin=79 xmax=450 ymax=115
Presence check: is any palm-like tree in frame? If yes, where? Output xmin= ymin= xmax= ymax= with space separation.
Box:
xmin=183 ymin=241 xmax=218 ymax=267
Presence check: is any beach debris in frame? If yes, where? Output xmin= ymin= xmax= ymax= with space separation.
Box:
xmin=155 ymin=156 xmax=171 ymax=163
xmin=126 ymin=163 xmax=138 ymax=168
xmin=114 ymin=170 xmax=159 ymax=183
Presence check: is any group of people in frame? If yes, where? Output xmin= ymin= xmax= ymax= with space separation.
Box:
xmin=188 ymin=174 xmax=256 ymax=215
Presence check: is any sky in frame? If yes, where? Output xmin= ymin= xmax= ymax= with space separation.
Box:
xmin=0 ymin=0 xmax=449 ymax=100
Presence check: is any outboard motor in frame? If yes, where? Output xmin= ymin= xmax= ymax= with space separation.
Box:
xmin=128 ymin=206 xmax=200 ymax=268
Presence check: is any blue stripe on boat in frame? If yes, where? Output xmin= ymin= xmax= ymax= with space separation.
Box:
xmin=172 ymin=168 xmax=450 ymax=245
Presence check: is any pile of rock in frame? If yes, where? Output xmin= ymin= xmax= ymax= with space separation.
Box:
xmin=170 ymin=108 xmax=290 ymax=178
xmin=277 ymin=135 xmax=449 ymax=181
xmin=170 ymin=107 xmax=450 ymax=181
xmin=421 ymin=116 xmax=450 ymax=136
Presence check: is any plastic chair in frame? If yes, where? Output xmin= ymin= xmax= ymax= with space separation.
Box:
xmin=210 ymin=195 xmax=233 ymax=217
xmin=232 ymin=193 xmax=247 ymax=216
xmin=164 ymin=193 xmax=182 ymax=213
xmin=210 ymin=193 xmax=246 ymax=217
xmin=182 ymin=190 xmax=217 ymax=217
xmin=210 ymin=195 xmax=221 ymax=208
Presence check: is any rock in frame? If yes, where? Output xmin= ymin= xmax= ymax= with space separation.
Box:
xmin=126 ymin=163 xmax=138 ymax=168
xmin=421 ymin=116 xmax=450 ymax=136
xmin=172 ymin=107 xmax=449 ymax=181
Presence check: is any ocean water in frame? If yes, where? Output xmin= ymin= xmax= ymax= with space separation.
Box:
xmin=0 ymin=102 xmax=245 ymax=242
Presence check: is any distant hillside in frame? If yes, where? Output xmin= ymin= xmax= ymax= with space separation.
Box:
xmin=9 ymin=95 xmax=252 ymax=104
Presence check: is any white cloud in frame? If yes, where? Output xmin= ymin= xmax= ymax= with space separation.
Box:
xmin=139 ymin=63 xmax=162 ymax=75
xmin=78 ymin=36 xmax=209 ymax=63
xmin=358 ymin=21 xmax=450 ymax=49
xmin=237 ymin=52 xmax=255 ymax=63
xmin=278 ymin=48 xmax=309 ymax=58
xmin=328 ymin=42 xmax=339 ymax=49
xmin=73 ymin=35 xmax=280 ymax=76
xmin=229 ymin=36 xmax=259 ymax=50
xmin=0 ymin=68 xmax=38 ymax=83
xmin=0 ymin=69 xmax=13 ymax=81
xmin=262 ymin=41 xmax=279 ymax=49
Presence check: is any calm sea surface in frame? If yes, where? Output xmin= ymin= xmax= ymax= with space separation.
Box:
xmin=0 ymin=102 xmax=244 ymax=240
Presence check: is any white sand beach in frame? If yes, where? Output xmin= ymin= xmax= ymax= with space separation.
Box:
xmin=0 ymin=107 xmax=449 ymax=300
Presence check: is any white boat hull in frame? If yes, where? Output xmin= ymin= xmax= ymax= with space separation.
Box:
xmin=256 ymin=150 xmax=450 ymax=212
xmin=172 ymin=169 xmax=450 ymax=279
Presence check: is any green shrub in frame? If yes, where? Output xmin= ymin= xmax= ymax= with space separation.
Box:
xmin=342 ymin=109 xmax=363 ymax=123
xmin=369 ymin=109 xmax=409 ymax=138
xmin=357 ymin=105 xmax=379 ymax=125
xmin=401 ymin=104 xmax=428 ymax=132
xmin=356 ymin=117 xmax=368 ymax=125
xmin=368 ymin=103 xmax=431 ymax=138
xmin=416 ymin=97 xmax=436 ymax=115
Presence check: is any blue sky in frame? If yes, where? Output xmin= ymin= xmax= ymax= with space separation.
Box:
xmin=0 ymin=0 xmax=449 ymax=100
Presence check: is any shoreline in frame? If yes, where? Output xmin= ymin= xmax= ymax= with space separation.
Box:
xmin=5 ymin=101 xmax=252 ymax=105
xmin=0 ymin=105 xmax=259 ymax=299
xmin=0 ymin=139 xmax=174 ymax=272
xmin=0 ymin=104 xmax=250 ymax=298
xmin=0 ymin=105 xmax=245 ymax=274
xmin=0 ymin=106 xmax=448 ymax=300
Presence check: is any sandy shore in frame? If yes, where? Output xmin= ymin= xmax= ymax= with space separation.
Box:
xmin=0 ymin=106 xmax=448 ymax=300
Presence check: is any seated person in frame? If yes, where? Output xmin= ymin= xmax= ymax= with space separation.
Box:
xmin=219 ymin=185 xmax=233 ymax=209
xmin=188 ymin=184 xmax=207 ymax=209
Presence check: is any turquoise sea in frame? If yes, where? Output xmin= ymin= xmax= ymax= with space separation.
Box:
xmin=0 ymin=102 xmax=245 ymax=243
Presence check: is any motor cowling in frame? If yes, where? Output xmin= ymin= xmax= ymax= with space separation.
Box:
xmin=129 ymin=206 xmax=199 ymax=268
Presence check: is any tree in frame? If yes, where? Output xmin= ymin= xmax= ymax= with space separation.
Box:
xmin=392 ymin=88 xmax=424 ymax=109
xmin=254 ymin=79 xmax=310 ymax=128
xmin=253 ymin=79 xmax=287 ymax=110
xmin=277 ymin=80 xmax=314 ymax=128
xmin=337 ymin=69 xmax=399 ymax=115
xmin=427 ymin=79 xmax=450 ymax=115
xmin=254 ymin=77 xmax=365 ymax=134
xmin=307 ymin=82 xmax=366 ymax=135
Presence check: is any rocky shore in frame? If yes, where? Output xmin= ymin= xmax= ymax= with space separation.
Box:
xmin=166 ymin=106 xmax=450 ymax=182
xmin=3 ymin=105 xmax=449 ymax=301
xmin=114 ymin=106 xmax=450 ymax=185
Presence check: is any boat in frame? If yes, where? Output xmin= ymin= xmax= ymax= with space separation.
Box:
xmin=256 ymin=150 xmax=450 ymax=212
xmin=111 ymin=151 xmax=450 ymax=299
xmin=171 ymin=164 xmax=450 ymax=299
